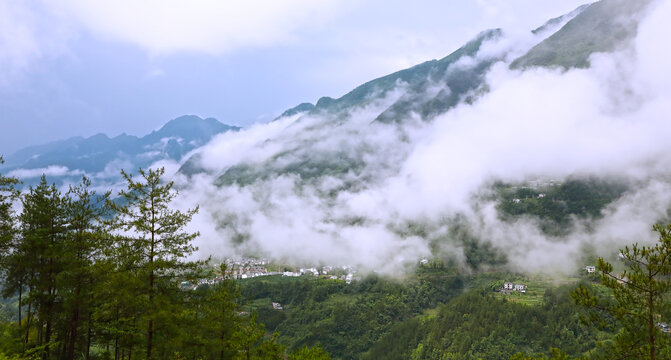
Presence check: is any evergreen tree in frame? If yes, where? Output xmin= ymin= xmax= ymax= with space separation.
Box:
xmin=197 ymin=265 xmax=243 ymax=360
xmin=233 ymin=312 xmax=284 ymax=360
xmin=17 ymin=176 xmax=68 ymax=359
xmin=0 ymin=156 xmax=20 ymax=324
xmin=108 ymin=167 xmax=199 ymax=359
xmin=572 ymin=223 xmax=671 ymax=360
xmin=0 ymin=155 xmax=19 ymax=258
xmin=289 ymin=345 xmax=331 ymax=360
xmin=59 ymin=177 xmax=110 ymax=359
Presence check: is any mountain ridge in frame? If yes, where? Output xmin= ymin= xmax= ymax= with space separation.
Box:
xmin=1 ymin=115 xmax=240 ymax=181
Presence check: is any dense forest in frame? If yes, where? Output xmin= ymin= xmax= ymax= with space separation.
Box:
xmin=0 ymin=158 xmax=328 ymax=360
xmin=2 ymin=157 xmax=671 ymax=359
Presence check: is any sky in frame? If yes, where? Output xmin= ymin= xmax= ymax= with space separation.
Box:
xmin=0 ymin=0 xmax=589 ymax=155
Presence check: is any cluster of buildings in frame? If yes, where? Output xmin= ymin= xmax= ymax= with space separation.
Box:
xmin=501 ymin=281 xmax=527 ymax=294
xmin=177 ymin=258 xmax=362 ymax=289
xmin=283 ymin=266 xmax=359 ymax=284
xmin=179 ymin=277 xmax=225 ymax=291
xmin=221 ymin=257 xmax=277 ymax=280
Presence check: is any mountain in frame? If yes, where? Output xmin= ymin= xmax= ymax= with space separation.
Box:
xmin=165 ymin=0 xmax=665 ymax=271
xmin=1 ymin=115 xmax=239 ymax=182
xmin=511 ymin=0 xmax=653 ymax=69
xmin=311 ymin=29 xmax=503 ymax=124
xmin=199 ymin=2 xmax=600 ymax=187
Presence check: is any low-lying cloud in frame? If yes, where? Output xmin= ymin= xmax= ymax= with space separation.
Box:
xmin=8 ymin=165 xmax=83 ymax=179
xmin=157 ymin=0 xmax=671 ymax=275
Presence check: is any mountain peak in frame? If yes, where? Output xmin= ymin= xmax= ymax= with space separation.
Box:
xmin=511 ymin=0 xmax=653 ymax=70
xmin=2 ymin=115 xmax=240 ymax=183
xmin=279 ymin=103 xmax=315 ymax=118
xmin=145 ymin=115 xmax=239 ymax=142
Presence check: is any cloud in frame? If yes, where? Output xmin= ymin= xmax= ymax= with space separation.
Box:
xmin=158 ymin=1 xmax=671 ymax=275
xmin=54 ymin=0 xmax=347 ymax=55
xmin=5 ymin=0 xmax=663 ymax=275
xmin=474 ymin=0 xmax=592 ymax=35
xmin=8 ymin=165 xmax=84 ymax=179
xmin=0 ymin=0 xmax=73 ymax=85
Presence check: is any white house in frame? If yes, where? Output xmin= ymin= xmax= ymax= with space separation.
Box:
xmin=514 ymin=284 xmax=527 ymax=293
xmin=504 ymin=282 xmax=514 ymax=290
xmin=585 ymin=266 xmax=596 ymax=273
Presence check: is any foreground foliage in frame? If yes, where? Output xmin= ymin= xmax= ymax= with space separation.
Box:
xmin=0 ymin=167 xmax=325 ymax=359
xmin=571 ymin=224 xmax=671 ymax=360
xmin=1 ymin=159 xmax=671 ymax=359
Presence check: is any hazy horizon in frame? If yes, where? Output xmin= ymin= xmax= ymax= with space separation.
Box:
xmin=0 ymin=0 xmax=589 ymax=154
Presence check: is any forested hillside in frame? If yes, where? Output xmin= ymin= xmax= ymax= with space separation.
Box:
xmin=0 ymin=161 xmax=326 ymax=360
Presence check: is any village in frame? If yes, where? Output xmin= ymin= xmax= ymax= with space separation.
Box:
xmin=179 ymin=256 xmax=361 ymax=292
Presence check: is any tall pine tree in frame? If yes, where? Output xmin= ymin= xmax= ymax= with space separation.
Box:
xmin=572 ymin=223 xmax=671 ymax=360
xmin=60 ymin=177 xmax=110 ymax=359
xmin=18 ymin=176 xmax=68 ymax=359
xmin=109 ymin=167 xmax=199 ymax=359
xmin=0 ymin=156 xmax=20 ymax=325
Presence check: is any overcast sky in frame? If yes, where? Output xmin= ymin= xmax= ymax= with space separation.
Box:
xmin=0 ymin=0 xmax=589 ymax=155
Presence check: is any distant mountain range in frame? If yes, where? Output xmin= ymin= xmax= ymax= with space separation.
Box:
xmin=0 ymin=115 xmax=239 ymax=184
xmin=1 ymin=0 xmax=652 ymax=195
xmin=192 ymin=0 xmax=652 ymax=188
xmin=0 ymin=0 xmax=659 ymax=270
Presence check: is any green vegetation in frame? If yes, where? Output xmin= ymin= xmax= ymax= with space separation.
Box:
xmin=237 ymin=266 xmax=618 ymax=359
xmin=369 ymin=287 xmax=607 ymax=360
xmin=572 ymin=223 xmax=671 ymax=359
xmin=239 ymin=261 xmax=464 ymax=359
xmin=496 ymin=178 xmax=628 ymax=234
xmin=511 ymin=0 xmax=653 ymax=70
xmin=0 ymin=166 xmax=329 ymax=360
xmin=3 ymin=158 xmax=671 ymax=359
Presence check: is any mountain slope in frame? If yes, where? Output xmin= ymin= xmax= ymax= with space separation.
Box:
xmin=1 ymin=115 xmax=239 ymax=180
xmin=511 ymin=0 xmax=653 ymax=69
xmin=207 ymin=29 xmax=508 ymax=188
xmin=306 ymin=29 xmax=503 ymax=124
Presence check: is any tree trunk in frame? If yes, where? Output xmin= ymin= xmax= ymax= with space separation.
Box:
xmin=147 ymin=222 xmax=155 ymax=360
xmin=67 ymin=296 xmax=80 ymax=360
xmin=86 ymin=311 xmax=92 ymax=360
xmin=44 ymin=317 xmax=51 ymax=360
xmin=24 ymin=300 xmax=32 ymax=347
xmin=18 ymin=284 xmax=22 ymax=327
xmin=147 ymin=268 xmax=154 ymax=360
xmin=649 ymin=291 xmax=655 ymax=360
xmin=58 ymin=330 xmax=67 ymax=360
xmin=67 ymin=254 xmax=83 ymax=360
xmin=147 ymin=267 xmax=154 ymax=360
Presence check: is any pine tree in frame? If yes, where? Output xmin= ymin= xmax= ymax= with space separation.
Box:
xmin=0 ymin=155 xmax=19 ymax=257
xmin=17 ymin=176 xmax=68 ymax=359
xmin=59 ymin=177 xmax=111 ymax=359
xmin=232 ymin=312 xmax=285 ymax=360
xmin=572 ymin=223 xmax=671 ymax=360
xmin=0 ymin=156 xmax=20 ymax=325
xmin=289 ymin=345 xmax=332 ymax=360
xmin=108 ymin=167 xmax=199 ymax=359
